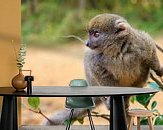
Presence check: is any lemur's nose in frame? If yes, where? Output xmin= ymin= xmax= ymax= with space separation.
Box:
xmin=86 ymin=40 xmax=91 ymax=47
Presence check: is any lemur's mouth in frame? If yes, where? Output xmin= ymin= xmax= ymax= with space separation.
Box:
xmin=88 ymin=45 xmax=98 ymax=49
xmin=86 ymin=40 xmax=98 ymax=49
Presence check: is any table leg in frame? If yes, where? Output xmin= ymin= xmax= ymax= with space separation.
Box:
xmin=110 ymin=96 xmax=127 ymax=130
xmin=0 ymin=96 xmax=18 ymax=130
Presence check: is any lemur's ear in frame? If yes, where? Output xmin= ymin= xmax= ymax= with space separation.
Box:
xmin=115 ymin=19 xmax=126 ymax=31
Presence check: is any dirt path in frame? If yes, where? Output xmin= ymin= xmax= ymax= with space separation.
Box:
xmin=22 ymin=39 xmax=163 ymax=125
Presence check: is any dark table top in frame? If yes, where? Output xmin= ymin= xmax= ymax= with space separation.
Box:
xmin=0 ymin=86 xmax=158 ymax=97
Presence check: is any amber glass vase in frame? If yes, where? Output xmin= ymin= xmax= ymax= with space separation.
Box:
xmin=12 ymin=70 xmax=27 ymax=91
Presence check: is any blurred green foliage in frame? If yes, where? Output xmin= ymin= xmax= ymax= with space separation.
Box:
xmin=21 ymin=0 xmax=163 ymax=46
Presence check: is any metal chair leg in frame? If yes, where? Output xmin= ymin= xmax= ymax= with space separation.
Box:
xmin=66 ymin=109 xmax=74 ymax=130
xmin=87 ymin=109 xmax=95 ymax=130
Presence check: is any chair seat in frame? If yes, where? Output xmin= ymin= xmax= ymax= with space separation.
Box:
xmin=65 ymin=97 xmax=95 ymax=109
xmin=128 ymin=109 xmax=153 ymax=117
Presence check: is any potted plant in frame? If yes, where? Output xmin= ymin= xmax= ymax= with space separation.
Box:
xmin=11 ymin=41 xmax=27 ymax=91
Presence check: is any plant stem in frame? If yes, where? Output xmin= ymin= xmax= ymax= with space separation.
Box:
xmin=90 ymin=114 xmax=110 ymax=121
xmin=90 ymin=111 xmax=110 ymax=121
xmin=29 ymin=108 xmax=55 ymax=125
xmin=144 ymin=105 xmax=149 ymax=110
xmin=38 ymin=108 xmax=55 ymax=125
xmin=63 ymin=35 xmax=85 ymax=43
xmin=150 ymin=73 xmax=163 ymax=89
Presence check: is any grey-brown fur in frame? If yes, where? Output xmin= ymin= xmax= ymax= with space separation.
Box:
xmin=44 ymin=13 xmax=163 ymax=125
xmin=85 ymin=13 xmax=163 ymax=111
xmin=85 ymin=13 xmax=163 ymax=87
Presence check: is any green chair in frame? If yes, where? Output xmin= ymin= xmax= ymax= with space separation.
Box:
xmin=65 ymin=79 xmax=95 ymax=130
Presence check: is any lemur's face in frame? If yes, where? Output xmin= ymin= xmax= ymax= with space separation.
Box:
xmin=86 ymin=13 xmax=130 ymax=51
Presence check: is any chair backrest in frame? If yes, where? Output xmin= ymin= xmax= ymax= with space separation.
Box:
xmin=66 ymin=79 xmax=95 ymax=109
xmin=69 ymin=79 xmax=88 ymax=87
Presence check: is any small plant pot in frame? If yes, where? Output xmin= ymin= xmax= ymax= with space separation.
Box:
xmin=12 ymin=70 xmax=27 ymax=91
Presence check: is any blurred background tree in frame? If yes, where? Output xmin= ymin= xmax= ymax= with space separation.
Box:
xmin=21 ymin=0 xmax=163 ymax=46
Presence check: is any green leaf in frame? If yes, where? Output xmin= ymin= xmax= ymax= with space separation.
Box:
xmin=20 ymin=48 xmax=26 ymax=51
xmin=17 ymin=63 xmax=23 ymax=67
xmin=64 ymin=119 xmax=75 ymax=125
xmin=21 ymin=54 xmax=26 ymax=56
xmin=28 ymin=97 xmax=40 ymax=110
xmin=151 ymin=101 xmax=157 ymax=110
xmin=148 ymin=82 xmax=161 ymax=90
xmin=77 ymin=116 xmax=84 ymax=124
xmin=152 ymin=109 xmax=159 ymax=113
xmin=146 ymin=94 xmax=155 ymax=103
xmin=136 ymin=94 xmax=149 ymax=106
xmin=17 ymin=59 xmax=24 ymax=62
xmin=63 ymin=120 xmax=68 ymax=125
xmin=130 ymin=96 xmax=136 ymax=104
xmin=140 ymin=118 xmax=148 ymax=125
xmin=64 ymin=116 xmax=84 ymax=125
xmin=17 ymin=63 xmax=22 ymax=65
xmin=21 ymin=62 xmax=25 ymax=64
xmin=154 ymin=115 xmax=163 ymax=125
xmin=20 ymin=51 xmax=26 ymax=55
xmin=136 ymin=94 xmax=154 ymax=107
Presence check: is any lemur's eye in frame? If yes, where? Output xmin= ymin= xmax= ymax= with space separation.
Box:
xmin=93 ymin=31 xmax=100 ymax=38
